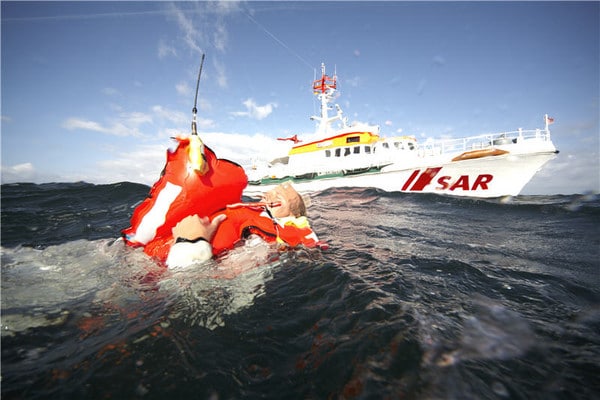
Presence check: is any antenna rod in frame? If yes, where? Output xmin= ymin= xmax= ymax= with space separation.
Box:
xmin=191 ymin=53 xmax=205 ymax=136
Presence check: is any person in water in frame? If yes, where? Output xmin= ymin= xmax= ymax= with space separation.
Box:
xmin=122 ymin=135 xmax=322 ymax=268
xmin=165 ymin=182 xmax=320 ymax=269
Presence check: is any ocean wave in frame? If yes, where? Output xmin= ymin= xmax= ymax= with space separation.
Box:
xmin=1 ymin=181 xmax=599 ymax=399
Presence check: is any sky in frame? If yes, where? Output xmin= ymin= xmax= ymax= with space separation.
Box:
xmin=1 ymin=1 xmax=599 ymax=195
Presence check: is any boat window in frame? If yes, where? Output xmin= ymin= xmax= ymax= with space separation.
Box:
xmin=408 ymin=142 xmax=415 ymax=150
xmin=394 ymin=142 xmax=401 ymax=149
xmin=353 ymin=146 xmax=360 ymax=154
xmin=382 ymin=143 xmax=389 ymax=149
xmin=325 ymin=150 xmax=331 ymax=157
xmin=335 ymin=148 xmax=341 ymax=157
xmin=346 ymin=136 xmax=360 ymax=143
xmin=344 ymin=148 xmax=351 ymax=156
xmin=364 ymin=146 xmax=371 ymax=154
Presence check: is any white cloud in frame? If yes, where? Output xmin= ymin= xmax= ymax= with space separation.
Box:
xmin=63 ymin=118 xmax=106 ymax=133
xmin=108 ymin=103 xmax=124 ymax=112
xmin=523 ymin=151 xmax=600 ymax=195
xmin=90 ymin=144 xmax=168 ymax=185
xmin=152 ymin=105 xmax=215 ymax=130
xmin=58 ymin=131 xmax=288 ymax=186
xmin=200 ymin=132 xmax=290 ymax=166
xmin=165 ymin=2 xmax=242 ymax=89
xmin=151 ymin=105 xmax=187 ymax=125
xmin=198 ymin=118 xmax=216 ymax=129
xmin=1 ymin=163 xmax=36 ymax=183
xmin=230 ymin=98 xmax=277 ymax=120
xmin=213 ymin=21 xmax=228 ymax=52
xmin=124 ymin=111 xmax=153 ymax=126
xmin=213 ymin=0 xmax=242 ymax=15
xmin=167 ymin=3 xmax=203 ymax=54
xmin=198 ymin=98 xmax=212 ymax=113
xmin=92 ymin=131 xmax=286 ymax=185
xmin=213 ymin=58 xmax=228 ymax=88
xmin=176 ymin=81 xmax=191 ymax=97
xmin=158 ymin=38 xmax=177 ymax=59
xmin=62 ymin=104 xmax=216 ymax=142
xmin=62 ymin=111 xmax=152 ymax=137
xmin=165 ymin=1 xmax=240 ymax=55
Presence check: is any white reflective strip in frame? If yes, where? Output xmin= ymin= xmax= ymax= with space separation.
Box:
xmin=305 ymin=232 xmax=319 ymax=242
xmin=134 ymin=182 xmax=182 ymax=244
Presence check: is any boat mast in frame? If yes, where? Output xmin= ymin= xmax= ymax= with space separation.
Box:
xmin=310 ymin=63 xmax=342 ymax=135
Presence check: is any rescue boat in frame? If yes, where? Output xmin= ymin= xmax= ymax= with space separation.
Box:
xmin=245 ymin=63 xmax=559 ymax=198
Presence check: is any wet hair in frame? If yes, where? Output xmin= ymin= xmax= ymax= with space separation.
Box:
xmin=291 ymin=193 xmax=307 ymax=217
xmin=280 ymin=182 xmax=307 ymax=217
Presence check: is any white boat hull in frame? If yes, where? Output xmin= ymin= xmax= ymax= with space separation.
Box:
xmin=244 ymin=64 xmax=558 ymax=199
xmin=244 ymin=152 xmax=557 ymax=198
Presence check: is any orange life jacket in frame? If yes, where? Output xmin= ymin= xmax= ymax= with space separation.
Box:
xmin=142 ymin=206 xmax=320 ymax=263
xmin=121 ymin=136 xmax=247 ymax=249
xmin=211 ymin=207 xmax=319 ymax=254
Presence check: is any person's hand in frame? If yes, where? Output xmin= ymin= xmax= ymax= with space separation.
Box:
xmin=172 ymin=214 xmax=226 ymax=242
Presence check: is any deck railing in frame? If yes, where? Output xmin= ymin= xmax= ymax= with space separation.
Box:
xmin=418 ymin=128 xmax=552 ymax=157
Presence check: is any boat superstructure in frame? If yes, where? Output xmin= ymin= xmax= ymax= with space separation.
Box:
xmin=245 ymin=64 xmax=558 ymax=198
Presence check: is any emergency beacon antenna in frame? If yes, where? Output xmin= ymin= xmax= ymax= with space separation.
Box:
xmin=191 ymin=53 xmax=205 ymax=136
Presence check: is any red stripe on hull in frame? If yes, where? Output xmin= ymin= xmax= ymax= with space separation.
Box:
xmin=409 ymin=167 xmax=442 ymax=191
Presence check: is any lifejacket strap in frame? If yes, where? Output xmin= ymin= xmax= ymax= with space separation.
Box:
xmin=175 ymin=236 xmax=208 ymax=244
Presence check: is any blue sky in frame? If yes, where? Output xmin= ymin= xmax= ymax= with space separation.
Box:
xmin=2 ymin=1 xmax=598 ymax=194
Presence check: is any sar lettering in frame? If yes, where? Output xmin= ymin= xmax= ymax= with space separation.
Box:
xmin=436 ymin=174 xmax=494 ymax=191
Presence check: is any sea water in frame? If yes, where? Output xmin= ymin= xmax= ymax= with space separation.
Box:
xmin=1 ymin=182 xmax=599 ymax=399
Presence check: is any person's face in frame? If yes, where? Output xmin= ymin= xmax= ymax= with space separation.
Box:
xmin=262 ymin=183 xmax=299 ymax=218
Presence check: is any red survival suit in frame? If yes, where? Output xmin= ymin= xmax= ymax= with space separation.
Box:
xmin=122 ymin=135 xmax=247 ymax=254
xmin=122 ymin=135 xmax=319 ymax=264
xmin=144 ymin=205 xmax=320 ymax=262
